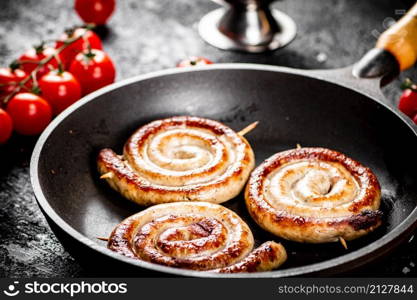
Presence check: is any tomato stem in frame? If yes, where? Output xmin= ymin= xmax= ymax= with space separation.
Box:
xmin=401 ymin=78 xmax=417 ymax=92
xmin=34 ymin=42 xmax=46 ymax=55
xmin=81 ymin=43 xmax=96 ymax=64
xmin=9 ymin=60 xmax=21 ymax=71
xmin=31 ymin=85 xmax=41 ymax=95
xmin=57 ymin=63 xmax=65 ymax=75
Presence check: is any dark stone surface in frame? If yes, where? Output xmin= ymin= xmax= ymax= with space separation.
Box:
xmin=0 ymin=0 xmax=416 ymax=277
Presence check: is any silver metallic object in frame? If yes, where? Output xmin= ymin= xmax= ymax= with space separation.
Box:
xmin=198 ymin=0 xmax=297 ymax=53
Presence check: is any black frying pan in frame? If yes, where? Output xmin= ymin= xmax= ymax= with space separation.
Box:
xmin=30 ymin=6 xmax=417 ymax=277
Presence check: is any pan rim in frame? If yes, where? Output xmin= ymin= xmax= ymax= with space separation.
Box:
xmin=30 ymin=63 xmax=417 ymax=278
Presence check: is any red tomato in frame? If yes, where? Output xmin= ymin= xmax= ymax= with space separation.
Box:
xmin=398 ymin=89 xmax=417 ymax=117
xmin=6 ymin=93 xmax=52 ymax=135
xmin=0 ymin=68 xmax=27 ymax=92
xmin=0 ymin=108 xmax=13 ymax=143
xmin=18 ymin=46 xmax=60 ymax=77
xmin=56 ymin=28 xmax=103 ymax=69
xmin=177 ymin=56 xmax=213 ymax=68
xmin=0 ymin=67 xmax=28 ymax=97
xmin=75 ymin=0 xmax=116 ymax=25
xmin=69 ymin=49 xmax=115 ymax=95
xmin=412 ymin=114 xmax=417 ymax=125
xmin=39 ymin=70 xmax=82 ymax=115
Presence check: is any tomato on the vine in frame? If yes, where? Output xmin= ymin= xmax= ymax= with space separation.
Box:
xmin=69 ymin=49 xmax=115 ymax=95
xmin=0 ymin=108 xmax=13 ymax=144
xmin=18 ymin=45 xmax=60 ymax=77
xmin=75 ymin=0 xmax=116 ymax=25
xmin=0 ymin=67 xmax=27 ymax=97
xmin=56 ymin=28 xmax=103 ymax=69
xmin=0 ymin=67 xmax=27 ymax=88
xmin=398 ymin=89 xmax=417 ymax=118
xmin=39 ymin=70 xmax=82 ymax=115
xmin=6 ymin=93 xmax=52 ymax=136
xmin=177 ymin=56 xmax=213 ymax=68
xmin=412 ymin=114 xmax=417 ymax=125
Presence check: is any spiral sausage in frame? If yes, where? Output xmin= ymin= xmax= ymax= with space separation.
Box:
xmin=108 ymin=202 xmax=287 ymax=273
xmin=245 ymin=147 xmax=382 ymax=243
xmin=97 ymin=116 xmax=255 ymax=206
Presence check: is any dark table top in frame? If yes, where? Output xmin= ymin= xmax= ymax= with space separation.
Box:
xmin=0 ymin=0 xmax=416 ymax=277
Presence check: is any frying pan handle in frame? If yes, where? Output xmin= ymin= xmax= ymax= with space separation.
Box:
xmin=353 ymin=3 xmax=417 ymax=79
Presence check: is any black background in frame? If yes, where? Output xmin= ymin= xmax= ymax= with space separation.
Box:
xmin=0 ymin=0 xmax=416 ymax=277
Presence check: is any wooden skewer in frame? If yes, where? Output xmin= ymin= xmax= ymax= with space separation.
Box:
xmin=97 ymin=237 xmax=109 ymax=241
xmin=296 ymin=143 xmax=302 ymax=149
xmin=339 ymin=237 xmax=348 ymax=250
xmin=238 ymin=121 xmax=259 ymax=136
xmin=100 ymin=172 xmax=114 ymax=179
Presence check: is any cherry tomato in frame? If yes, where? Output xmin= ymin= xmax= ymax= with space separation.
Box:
xmin=39 ymin=70 xmax=82 ymax=115
xmin=0 ymin=67 xmax=28 ymax=98
xmin=6 ymin=93 xmax=52 ymax=136
xmin=177 ymin=56 xmax=213 ymax=68
xmin=0 ymin=108 xmax=13 ymax=144
xmin=69 ymin=49 xmax=115 ymax=95
xmin=56 ymin=28 xmax=103 ymax=69
xmin=75 ymin=0 xmax=115 ymax=25
xmin=398 ymin=89 xmax=417 ymax=117
xmin=18 ymin=46 xmax=60 ymax=77
xmin=412 ymin=114 xmax=417 ymax=125
xmin=0 ymin=67 xmax=31 ymax=104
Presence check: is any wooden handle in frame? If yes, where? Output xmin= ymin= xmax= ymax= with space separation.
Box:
xmin=376 ymin=3 xmax=417 ymax=71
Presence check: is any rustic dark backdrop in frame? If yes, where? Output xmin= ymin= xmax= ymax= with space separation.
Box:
xmin=0 ymin=0 xmax=416 ymax=277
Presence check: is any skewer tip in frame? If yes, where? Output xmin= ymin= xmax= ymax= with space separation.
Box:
xmin=339 ymin=237 xmax=348 ymax=249
xmin=100 ymin=172 xmax=114 ymax=179
xmin=238 ymin=121 xmax=259 ymax=136
xmin=97 ymin=237 xmax=109 ymax=241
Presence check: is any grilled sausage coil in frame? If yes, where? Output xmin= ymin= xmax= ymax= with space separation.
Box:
xmin=245 ymin=147 xmax=382 ymax=243
xmin=108 ymin=202 xmax=287 ymax=272
xmin=97 ymin=116 xmax=255 ymax=206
